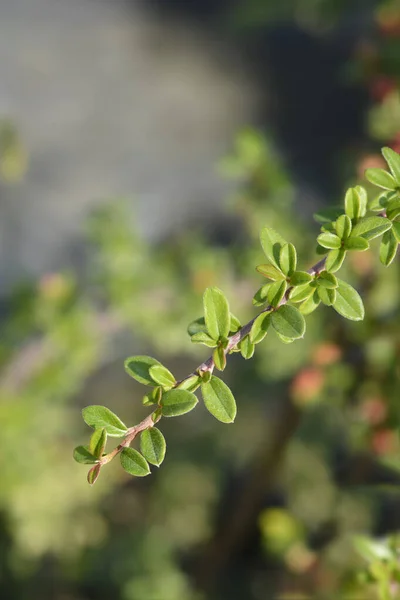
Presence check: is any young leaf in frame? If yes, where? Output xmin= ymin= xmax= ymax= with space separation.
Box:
xmin=120 ymin=448 xmax=150 ymax=477
xmin=386 ymin=197 xmax=400 ymax=221
xmin=190 ymin=332 xmax=218 ymax=347
xmin=87 ymin=463 xmax=101 ymax=485
xmin=317 ymin=271 xmax=338 ymax=289
xmin=344 ymin=188 xmax=361 ymax=220
xmin=176 ymin=375 xmax=201 ymax=393
xmin=201 ymin=376 xmax=237 ymax=423
xmin=82 ymin=406 xmax=128 ymax=438
xmin=354 ymin=186 xmax=368 ymax=217
xmin=250 ymin=312 xmax=271 ymax=344
xmin=239 ymin=335 xmax=255 ymax=359
xmin=344 ymin=237 xmax=370 ymax=251
xmin=299 ymin=290 xmax=321 ymax=315
xmin=317 ymin=286 xmax=336 ymax=306
xmin=203 ymin=287 xmax=230 ymax=341
xmin=333 ymin=279 xmax=364 ymax=321
xmin=229 ymin=314 xmax=242 ymax=333
xmin=161 ymin=389 xmax=198 ymax=417
xmin=392 ymin=220 xmax=400 ymax=242
xmin=149 ymin=364 xmax=176 ymax=389
xmin=379 ymin=229 xmax=398 ymax=266
xmin=382 ymin=146 xmax=400 ymax=184
xmin=140 ymin=427 xmax=166 ymax=467
xmin=317 ymin=232 xmax=342 ymax=250
xmin=89 ymin=428 xmax=107 ymax=459
xmin=143 ymin=386 xmax=163 ymax=406
xmin=271 ymin=304 xmax=306 ymax=340
xmin=267 ymin=280 xmax=287 ymax=308
xmin=124 ymin=355 xmax=162 ymax=386
xmin=289 ymin=282 xmax=314 ymax=303
xmin=325 ymin=248 xmax=346 ymax=273
xmin=187 ymin=317 xmax=207 ymax=336
xmin=213 ymin=346 xmax=227 ymax=371
xmin=73 ymin=446 xmax=97 ymax=465
xmin=256 ymin=264 xmax=285 ymax=280
xmin=351 ymin=216 xmax=392 ymax=240
xmin=335 ymin=214 xmax=352 ymax=240
xmin=365 ymin=168 xmax=397 ymax=190
xmin=289 ymin=271 xmax=313 ymax=286
xmin=260 ymin=228 xmax=287 ymax=269
xmin=279 ymin=243 xmax=297 ymax=276
xmin=253 ymin=283 xmax=271 ymax=307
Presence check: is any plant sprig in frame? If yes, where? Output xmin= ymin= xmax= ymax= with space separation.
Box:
xmin=74 ymin=146 xmax=400 ymax=485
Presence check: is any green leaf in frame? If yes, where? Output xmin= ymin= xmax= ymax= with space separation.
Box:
xmin=386 ymin=197 xmax=400 ymax=221
xmin=203 ymin=287 xmax=230 ymax=340
xmin=73 ymin=446 xmax=97 ymax=465
xmin=317 ymin=286 xmax=336 ymax=306
xmin=142 ymin=386 xmax=162 ymax=406
xmin=161 ymin=389 xmax=198 ymax=417
xmin=213 ymin=346 xmax=227 ymax=371
xmin=379 ymin=229 xmax=398 ymax=266
xmin=392 ymin=220 xmax=400 ymax=242
xmin=317 ymin=271 xmax=338 ymax=289
xmin=82 ymin=406 xmax=128 ymax=438
xmin=335 ymin=214 xmax=352 ymax=240
xmin=140 ymin=427 xmax=166 ymax=467
xmin=279 ymin=243 xmax=297 ymax=276
xmin=87 ymin=463 xmax=101 ymax=485
xmin=120 ymin=448 xmax=150 ymax=477
xmin=289 ymin=271 xmax=313 ymax=286
xmin=276 ymin=333 xmax=295 ymax=344
xmin=267 ymin=280 xmax=287 ymax=308
xmin=325 ymin=248 xmax=346 ymax=273
xmin=256 ymin=264 xmax=285 ymax=280
xmin=351 ymin=216 xmax=392 ymax=240
xmin=299 ymin=290 xmax=321 ymax=315
xmin=365 ymin=168 xmax=397 ymax=190
xmin=353 ymin=535 xmax=393 ymax=563
xmin=253 ymin=283 xmax=271 ymax=307
xmin=187 ymin=317 xmax=207 ymax=336
xmin=124 ymin=355 xmax=162 ymax=386
xmin=333 ymin=279 xmax=364 ymax=321
xmin=260 ymin=228 xmax=287 ymax=269
xmin=354 ymin=186 xmax=368 ymax=216
xmin=229 ymin=314 xmax=242 ymax=333
xmin=289 ymin=282 xmax=314 ymax=302
xmin=382 ymin=146 xmax=400 ymax=184
xmin=190 ymin=332 xmax=218 ymax=347
xmin=89 ymin=428 xmax=107 ymax=459
xmin=250 ymin=312 xmax=271 ymax=344
xmin=149 ymin=364 xmax=176 ymax=389
xmin=313 ymin=206 xmax=343 ymax=224
xmin=344 ymin=188 xmax=362 ymax=220
xmin=317 ymin=232 xmax=342 ymax=249
xmin=176 ymin=375 xmax=201 ymax=393
xmin=240 ymin=335 xmax=255 ymax=359
xmin=201 ymin=376 xmax=237 ymax=424
xmin=344 ymin=236 xmax=370 ymax=251
xmin=271 ymin=304 xmax=306 ymax=340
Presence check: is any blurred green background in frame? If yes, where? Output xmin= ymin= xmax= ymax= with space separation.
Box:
xmin=0 ymin=0 xmax=400 ymax=599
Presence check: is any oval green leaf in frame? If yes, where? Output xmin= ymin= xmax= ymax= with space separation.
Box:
xmin=161 ymin=389 xmax=198 ymax=417
xmin=290 ymin=271 xmax=313 ymax=286
xmin=317 ymin=271 xmax=338 ymax=289
xmin=149 ymin=364 xmax=176 ymax=388
xmin=213 ymin=346 xmax=227 ymax=371
xmin=289 ymin=282 xmax=314 ymax=303
xmin=253 ymin=283 xmax=271 ymax=307
xmin=325 ymin=248 xmax=346 ymax=273
xmin=382 ymin=146 xmax=400 ymax=184
xmin=256 ymin=264 xmax=285 ymax=280
xmin=201 ymin=376 xmax=237 ymax=424
xmin=351 ymin=216 xmax=392 ymax=240
xmin=344 ymin=188 xmax=361 ymax=220
xmin=120 ymin=448 xmax=150 ymax=477
xmin=203 ymin=287 xmax=230 ymax=341
xmin=124 ymin=355 xmax=162 ymax=386
xmin=73 ymin=445 xmax=97 ymax=465
xmin=317 ymin=232 xmax=341 ymax=250
xmin=279 ymin=243 xmax=297 ymax=276
xmin=187 ymin=316 xmax=207 ymax=336
xmin=365 ymin=168 xmax=397 ymax=190
xmin=267 ymin=280 xmax=287 ymax=308
xmin=333 ymin=279 xmax=364 ymax=321
xmin=239 ymin=335 xmax=255 ymax=359
xmin=140 ymin=427 xmax=166 ymax=467
xmin=344 ymin=236 xmax=370 ymax=251
xmin=379 ymin=229 xmax=398 ymax=266
xmin=250 ymin=312 xmax=271 ymax=344
xmin=82 ymin=405 xmax=128 ymax=438
xmin=271 ymin=304 xmax=306 ymax=340
xmin=190 ymin=331 xmax=218 ymax=347
xmin=299 ymin=290 xmax=321 ymax=315
xmin=335 ymin=214 xmax=352 ymax=239
xmin=87 ymin=463 xmax=101 ymax=485
xmin=260 ymin=228 xmax=287 ymax=269
xmin=89 ymin=428 xmax=107 ymax=458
